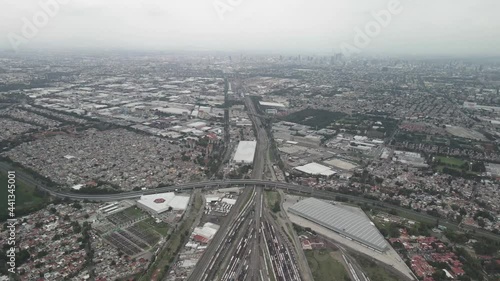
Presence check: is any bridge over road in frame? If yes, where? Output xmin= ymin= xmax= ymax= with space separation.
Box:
xmin=1 ymin=161 xmax=499 ymax=242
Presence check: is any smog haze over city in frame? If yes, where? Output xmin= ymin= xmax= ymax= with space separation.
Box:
xmin=1 ymin=0 xmax=500 ymax=56
xmin=1 ymin=1 xmax=500 ymax=281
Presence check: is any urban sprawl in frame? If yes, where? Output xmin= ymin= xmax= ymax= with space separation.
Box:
xmin=0 ymin=53 xmax=499 ymax=281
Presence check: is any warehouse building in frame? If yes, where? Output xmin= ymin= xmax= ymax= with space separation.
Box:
xmin=259 ymin=101 xmax=287 ymax=115
xmin=233 ymin=141 xmax=257 ymax=164
xmin=259 ymin=101 xmax=286 ymax=108
xmin=137 ymin=192 xmax=190 ymax=215
xmin=289 ymin=198 xmax=388 ymax=252
xmin=192 ymin=222 xmax=220 ymax=244
xmin=294 ymin=162 xmax=336 ymax=177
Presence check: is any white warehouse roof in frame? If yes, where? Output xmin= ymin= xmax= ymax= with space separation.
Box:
xmin=289 ymin=198 xmax=388 ymax=252
xmin=188 ymin=121 xmax=207 ymax=128
xmin=294 ymin=162 xmax=336 ymax=176
xmin=137 ymin=192 xmax=190 ymax=214
xmin=221 ymin=198 xmax=237 ymax=205
xmin=193 ymin=222 xmax=220 ymax=240
xmin=259 ymin=101 xmax=286 ymax=108
xmin=233 ymin=141 xmax=257 ymax=164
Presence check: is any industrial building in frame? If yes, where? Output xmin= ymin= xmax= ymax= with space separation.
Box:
xmin=394 ymin=150 xmax=428 ymax=168
xmin=259 ymin=101 xmax=287 ymax=115
xmin=233 ymin=141 xmax=257 ymax=164
xmin=486 ymin=162 xmax=500 ymax=177
xmin=192 ymin=222 xmax=220 ymax=244
xmin=294 ymin=162 xmax=336 ymax=177
xmin=323 ymin=158 xmax=358 ymax=171
xmin=289 ymin=198 xmax=388 ymax=252
xmin=137 ymin=192 xmax=190 ymax=215
xmin=259 ymin=101 xmax=286 ymax=108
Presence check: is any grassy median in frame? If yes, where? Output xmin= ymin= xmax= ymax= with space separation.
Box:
xmin=352 ymin=253 xmax=399 ymax=281
xmin=265 ymin=190 xmax=281 ymax=212
xmin=305 ymin=249 xmax=350 ymax=281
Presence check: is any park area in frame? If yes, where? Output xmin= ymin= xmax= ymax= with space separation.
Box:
xmin=0 ymin=171 xmax=50 ymax=221
xmin=436 ymin=156 xmax=466 ymax=167
xmin=434 ymin=156 xmax=484 ymax=178
xmin=305 ymin=250 xmax=350 ymax=281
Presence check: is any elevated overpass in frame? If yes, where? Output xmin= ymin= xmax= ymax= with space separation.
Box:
xmin=35 ymin=179 xmax=500 ymax=241
xmin=2 ymin=158 xmax=499 ymax=242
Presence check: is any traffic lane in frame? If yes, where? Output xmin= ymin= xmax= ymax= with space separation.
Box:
xmin=2 ymin=162 xmax=499 ymax=241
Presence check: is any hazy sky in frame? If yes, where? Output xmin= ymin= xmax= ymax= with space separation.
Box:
xmin=1 ymin=0 xmax=499 ymax=56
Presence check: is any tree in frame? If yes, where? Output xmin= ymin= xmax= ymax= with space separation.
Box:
xmin=17 ymin=249 xmax=30 ymax=265
xmin=472 ymin=239 xmax=500 ymax=255
xmin=388 ymin=223 xmax=400 ymax=238
xmin=272 ymin=202 xmax=281 ymax=213
xmin=37 ymin=251 xmax=48 ymax=258
xmin=477 ymin=218 xmax=486 ymax=228
xmin=71 ymin=221 xmax=82 ymax=233
xmin=426 ymin=208 xmax=441 ymax=218
xmin=432 ymin=270 xmax=446 ymax=281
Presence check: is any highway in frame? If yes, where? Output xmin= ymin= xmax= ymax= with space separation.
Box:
xmin=220 ymin=217 xmax=255 ymax=281
xmin=187 ymin=186 xmax=256 ymax=281
xmin=2 ymin=162 xmax=500 ymax=243
xmin=188 ymin=93 xmax=275 ymax=281
xmin=332 ymin=242 xmax=370 ymax=281
xmin=245 ymin=94 xmax=267 ymax=281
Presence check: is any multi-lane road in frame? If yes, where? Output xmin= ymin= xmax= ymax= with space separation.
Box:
xmin=2 ymin=160 xmax=499 ymax=242
xmin=186 ymin=186 xmax=256 ymax=281
xmin=188 ymin=93 xmax=288 ymax=281
xmin=188 ymin=92 xmax=269 ymax=281
xmin=245 ymin=94 xmax=267 ymax=281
